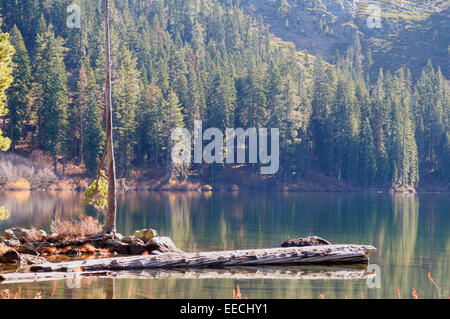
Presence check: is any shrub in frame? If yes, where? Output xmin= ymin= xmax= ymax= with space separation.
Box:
xmin=0 ymin=206 xmax=9 ymax=221
xmin=83 ymin=173 xmax=108 ymax=210
xmin=0 ymin=153 xmax=57 ymax=188
xmin=4 ymin=178 xmax=31 ymax=190
xmin=203 ymin=184 xmax=213 ymax=191
xmin=50 ymin=216 xmax=103 ymax=239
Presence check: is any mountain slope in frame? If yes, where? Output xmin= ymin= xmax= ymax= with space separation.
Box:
xmin=237 ymin=0 xmax=449 ymax=79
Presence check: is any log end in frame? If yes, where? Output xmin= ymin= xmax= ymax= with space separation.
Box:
xmin=363 ymin=246 xmax=377 ymax=255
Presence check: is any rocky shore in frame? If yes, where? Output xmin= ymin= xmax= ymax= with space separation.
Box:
xmin=0 ymin=227 xmax=338 ymax=270
xmin=0 ymin=227 xmax=179 ymax=267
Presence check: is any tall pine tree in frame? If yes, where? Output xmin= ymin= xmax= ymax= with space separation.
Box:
xmin=6 ymin=25 xmax=31 ymax=150
xmin=34 ymin=26 xmax=69 ymax=173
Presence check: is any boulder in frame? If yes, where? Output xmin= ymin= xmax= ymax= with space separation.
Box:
xmin=133 ymin=229 xmax=158 ymax=242
xmin=121 ymin=236 xmax=144 ymax=245
xmin=146 ymin=236 xmax=180 ymax=253
xmin=113 ymin=233 xmax=124 ymax=241
xmin=4 ymin=228 xmax=47 ymax=243
xmin=281 ymin=236 xmax=332 ymax=248
xmin=3 ymin=239 xmax=21 ymax=247
xmin=129 ymin=243 xmax=147 ymax=255
xmin=3 ymin=229 xmax=16 ymax=240
xmin=0 ymin=250 xmax=22 ymax=264
xmin=101 ymin=233 xmax=114 ymax=240
xmin=105 ymin=239 xmax=129 ymax=254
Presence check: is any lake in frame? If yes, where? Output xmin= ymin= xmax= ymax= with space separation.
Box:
xmin=0 ymin=191 xmax=448 ymax=299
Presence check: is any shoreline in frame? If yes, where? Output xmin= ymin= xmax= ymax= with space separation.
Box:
xmin=0 ymin=182 xmax=448 ymax=194
xmin=1 ymin=153 xmax=448 ymax=194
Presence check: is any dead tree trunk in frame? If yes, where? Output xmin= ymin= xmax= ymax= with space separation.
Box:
xmin=104 ymin=0 xmax=117 ymax=233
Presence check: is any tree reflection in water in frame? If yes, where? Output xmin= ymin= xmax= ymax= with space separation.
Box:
xmin=0 ymin=191 xmax=448 ymax=299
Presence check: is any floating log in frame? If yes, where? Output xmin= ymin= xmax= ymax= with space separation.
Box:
xmin=27 ymin=245 xmax=376 ymax=273
xmin=0 ymin=265 xmax=375 ymax=284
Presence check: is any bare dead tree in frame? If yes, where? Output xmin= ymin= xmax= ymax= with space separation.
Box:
xmin=104 ymin=0 xmax=117 ymax=233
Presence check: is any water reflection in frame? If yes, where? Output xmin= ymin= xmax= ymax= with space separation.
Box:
xmin=0 ymin=191 xmax=449 ymax=299
xmin=0 ymin=191 xmax=88 ymax=232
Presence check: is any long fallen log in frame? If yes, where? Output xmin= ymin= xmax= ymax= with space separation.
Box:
xmin=27 ymin=245 xmax=376 ymax=273
xmin=0 ymin=265 xmax=375 ymax=284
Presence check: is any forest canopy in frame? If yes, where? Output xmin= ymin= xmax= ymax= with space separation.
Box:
xmin=0 ymin=0 xmax=448 ymax=189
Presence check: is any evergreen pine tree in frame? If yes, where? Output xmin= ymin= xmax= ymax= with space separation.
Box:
xmin=75 ymin=60 xmax=105 ymax=174
xmin=34 ymin=26 xmax=69 ymax=173
xmin=6 ymin=25 xmax=31 ymax=150
xmin=113 ymin=45 xmax=141 ymax=175
xmin=0 ymin=32 xmax=14 ymax=151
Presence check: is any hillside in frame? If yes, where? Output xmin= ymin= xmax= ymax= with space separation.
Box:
xmin=237 ymin=0 xmax=449 ymax=79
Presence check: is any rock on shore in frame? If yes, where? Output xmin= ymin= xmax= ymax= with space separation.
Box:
xmin=133 ymin=229 xmax=158 ymax=242
xmin=0 ymin=227 xmax=180 ymax=263
xmin=281 ymin=236 xmax=332 ymax=247
xmin=4 ymin=228 xmax=47 ymax=243
xmin=0 ymin=249 xmax=47 ymax=265
xmin=147 ymin=236 xmax=179 ymax=253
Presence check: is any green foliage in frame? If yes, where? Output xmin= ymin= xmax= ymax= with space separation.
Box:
xmin=0 ymin=206 xmax=9 ymax=221
xmin=33 ymin=25 xmax=69 ymax=163
xmin=0 ymin=32 xmax=14 ymax=151
xmin=0 ymin=30 xmax=14 ymax=221
xmin=6 ymin=25 xmax=31 ymax=149
xmin=113 ymin=45 xmax=141 ymax=175
xmin=71 ymin=60 xmax=105 ymax=175
xmin=83 ymin=171 xmax=108 ymax=210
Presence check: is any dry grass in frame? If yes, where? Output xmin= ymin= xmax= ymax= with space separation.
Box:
xmin=0 ymin=152 xmax=57 ymax=188
xmin=232 ymin=285 xmax=247 ymax=299
xmin=159 ymin=180 xmax=203 ymax=191
xmin=3 ymin=178 xmax=31 ymax=190
xmin=50 ymin=216 xmax=103 ymax=239
xmin=47 ymin=180 xmax=76 ymax=190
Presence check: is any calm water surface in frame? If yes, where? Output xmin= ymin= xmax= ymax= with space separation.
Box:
xmin=0 ymin=191 xmax=448 ymax=299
